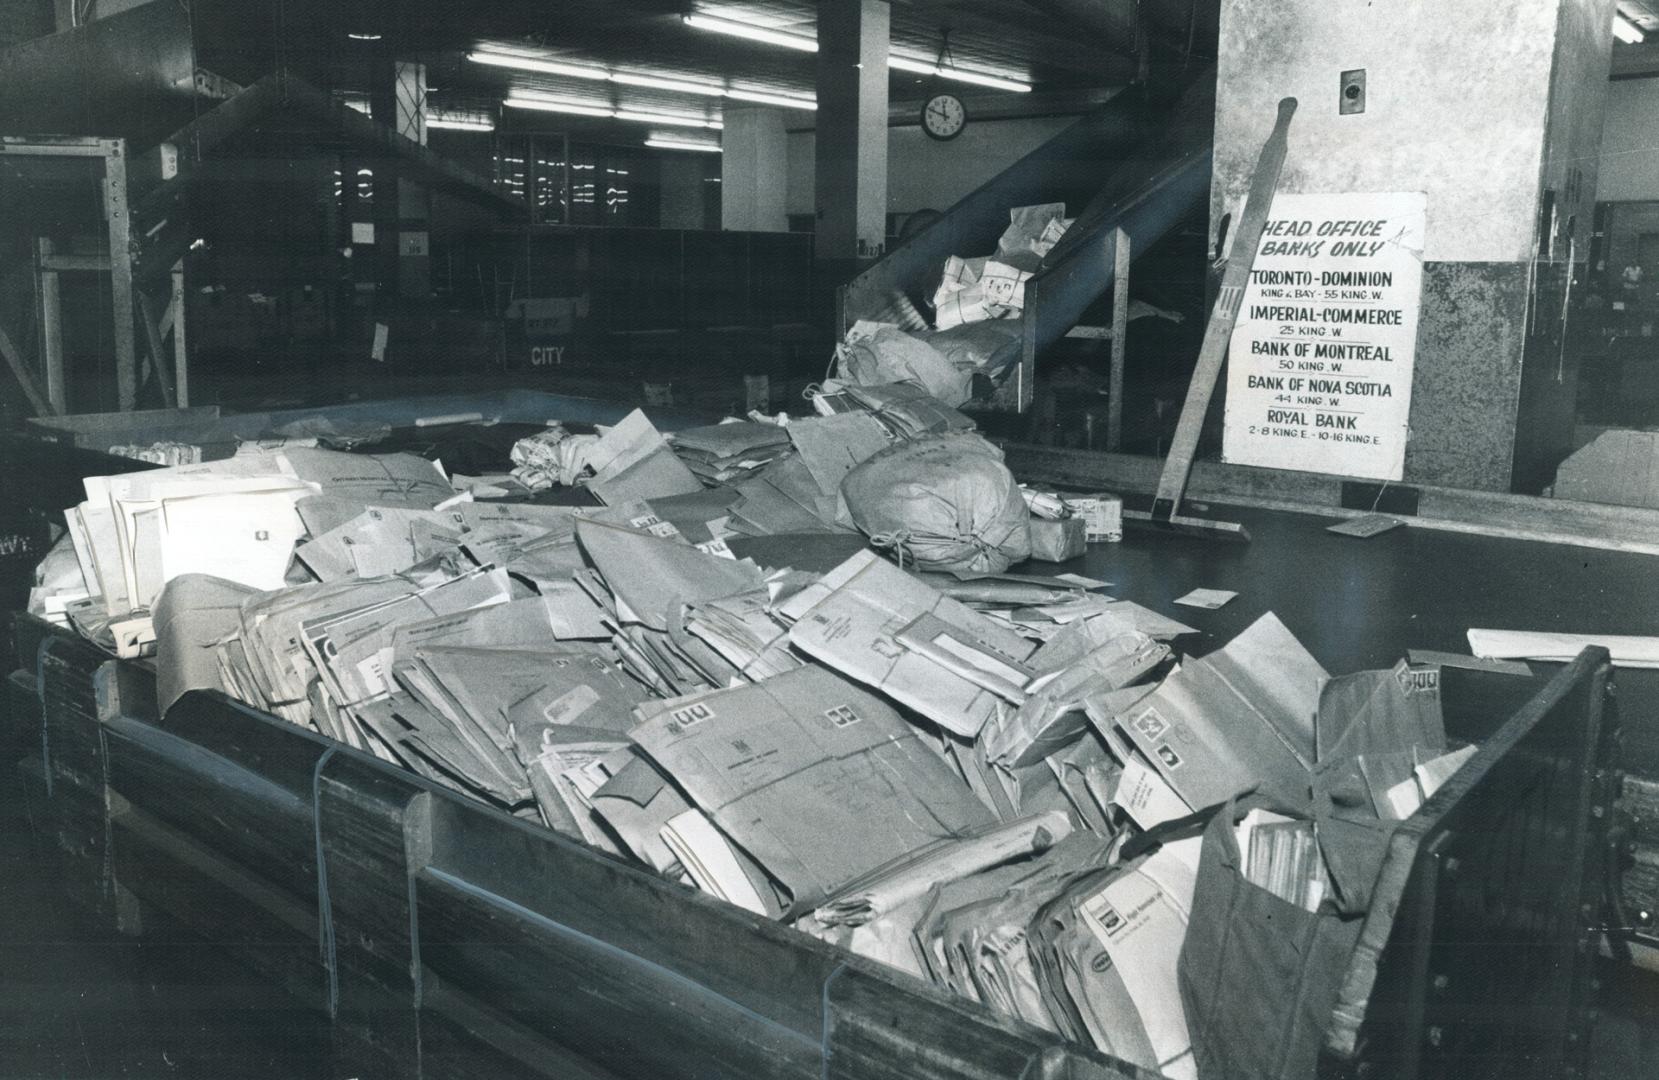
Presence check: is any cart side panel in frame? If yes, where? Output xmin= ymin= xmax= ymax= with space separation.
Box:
xmin=1327 ymin=650 xmax=1612 ymax=1079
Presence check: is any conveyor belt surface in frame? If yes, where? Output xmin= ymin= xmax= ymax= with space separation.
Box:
xmin=1049 ymin=502 xmax=1659 ymax=767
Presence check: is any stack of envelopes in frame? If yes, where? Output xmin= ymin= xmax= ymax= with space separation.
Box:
xmin=629 ymin=665 xmax=998 ymax=917
xmin=669 ymin=421 xmax=792 ymax=484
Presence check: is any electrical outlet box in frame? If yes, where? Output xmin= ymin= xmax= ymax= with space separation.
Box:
xmin=1340 ymin=68 xmax=1366 ymax=114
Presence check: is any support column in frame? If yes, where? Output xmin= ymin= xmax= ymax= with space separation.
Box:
xmin=814 ymin=0 xmax=889 ymax=266
xmin=721 ymin=107 xmax=789 ymax=232
xmin=1211 ymin=0 xmax=1614 ymax=493
xmin=367 ymin=57 xmax=399 ymax=299
xmin=368 ymin=58 xmax=431 ymax=301
xmin=393 ymin=61 xmax=432 ymax=300
xmin=102 ymin=140 xmax=139 ymax=411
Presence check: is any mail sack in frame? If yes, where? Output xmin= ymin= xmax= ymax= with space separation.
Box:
xmin=1178 ymin=796 xmax=1382 ymax=1080
xmin=922 ymin=320 xmax=1024 ymax=384
xmin=835 ymin=321 xmax=975 ymax=407
xmin=841 ymin=433 xmax=1032 ymax=574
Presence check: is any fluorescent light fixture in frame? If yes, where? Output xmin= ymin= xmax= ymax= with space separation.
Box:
xmin=616 ymin=108 xmax=722 ymax=129
xmin=683 ymin=13 xmax=818 ymax=51
xmin=612 ymin=71 xmax=725 ymax=95
xmin=726 ymin=87 xmax=816 ymax=110
xmin=468 ymin=50 xmax=608 ymax=80
xmin=427 ymin=116 xmax=496 ymax=132
xmin=505 ymin=96 xmax=722 ymax=129
xmin=646 ymin=138 xmax=722 ymax=153
xmin=504 ymin=96 xmax=614 ymax=118
xmin=887 ymin=55 xmax=1032 ymax=92
xmin=473 ymin=47 xmax=816 ymax=109
xmin=684 ymin=15 xmax=1032 ymax=91
xmin=680 ymin=13 xmax=1028 ymax=92
xmin=1615 ymin=12 xmax=1646 ymax=43
xmin=347 ymin=32 xmax=382 ymax=41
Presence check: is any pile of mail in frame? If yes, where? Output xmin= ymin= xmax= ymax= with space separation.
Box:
xmin=52 ymin=445 xmax=454 ymax=656
xmin=508 ymin=424 xmax=598 ymax=491
xmin=32 ymin=402 xmax=1480 ymax=1080
xmin=934 ymin=203 xmax=1072 ymax=330
xmin=668 ymin=421 xmax=793 ymax=485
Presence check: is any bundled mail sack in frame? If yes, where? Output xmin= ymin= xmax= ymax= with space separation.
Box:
xmin=1178 ymin=795 xmax=1392 ymax=1080
xmin=841 ymin=433 xmax=1031 ymax=573
xmin=922 ymin=320 xmax=1024 ymax=385
xmin=835 ymin=320 xmax=974 ymax=407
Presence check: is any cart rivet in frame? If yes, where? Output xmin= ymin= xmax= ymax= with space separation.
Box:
xmin=1442 ymin=857 xmax=1460 ymax=875
xmin=1427 ymin=1026 xmax=1444 ymax=1048
xmin=1432 ymin=974 xmax=1449 ymax=993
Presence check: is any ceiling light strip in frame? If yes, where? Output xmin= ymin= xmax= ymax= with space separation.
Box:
xmin=646 ymin=138 xmax=723 ymax=153
xmin=468 ymin=51 xmax=608 ymax=80
xmin=612 ymin=71 xmax=725 ymax=95
xmin=615 ymin=108 xmax=722 ymax=129
xmin=505 ymin=95 xmax=723 ymax=129
xmin=470 ymin=49 xmax=816 ymax=110
xmin=884 ymin=55 xmax=1033 ymax=92
xmin=680 ymin=17 xmax=1032 ymax=91
xmin=681 ymin=13 xmax=819 ymax=52
xmin=504 ymin=96 xmax=613 ymax=118
xmin=427 ymin=116 xmax=496 ymax=132
xmin=725 ymin=88 xmax=816 ymax=109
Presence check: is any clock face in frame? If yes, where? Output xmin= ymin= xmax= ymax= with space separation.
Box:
xmin=922 ymin=94 xmax=966 ymax=141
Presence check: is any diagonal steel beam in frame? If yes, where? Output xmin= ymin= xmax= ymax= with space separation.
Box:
xmin=0 ymin=316 xmax=52 ymax=416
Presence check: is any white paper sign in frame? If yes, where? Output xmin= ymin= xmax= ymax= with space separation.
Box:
xmin=1222 ymin=192 xmax=1426 ymax=481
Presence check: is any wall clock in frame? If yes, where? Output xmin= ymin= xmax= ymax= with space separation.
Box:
xmin=921 ymin=93 xmax=967 ymax=141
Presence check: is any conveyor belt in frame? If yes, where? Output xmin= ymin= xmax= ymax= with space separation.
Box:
xmin=1047 ymin=498 xmax=1659 ymax=767
xmin=840 ymin=68 xmax=1215 ymax=361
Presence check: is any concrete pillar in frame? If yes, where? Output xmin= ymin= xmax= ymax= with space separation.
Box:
xmin=814 ymin=0 xmax=889 ymax=263
xmin=721 ymin=107 xmax=789 ymax=232
xmin=369 ymin=59 xmax=432 ymax=300
xmin=1211 ymin=0 xmax=1613 ymax=493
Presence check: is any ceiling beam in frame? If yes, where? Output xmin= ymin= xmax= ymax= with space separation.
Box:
xmin=888 ymin=5 xmax=1142 ymax=79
